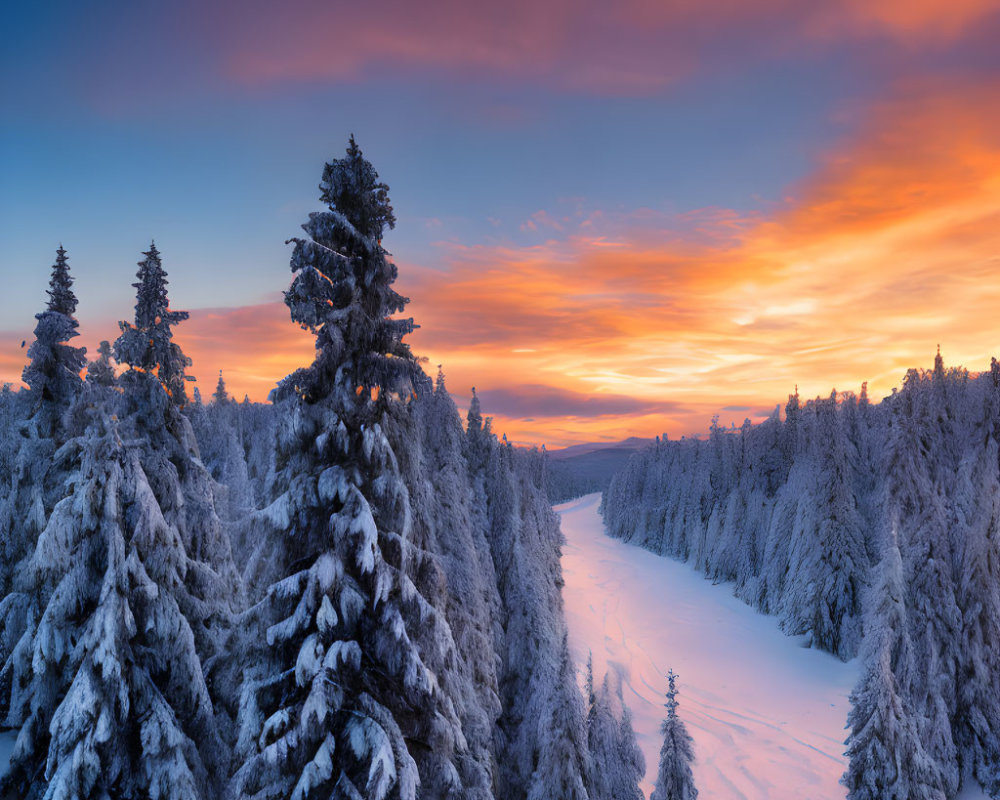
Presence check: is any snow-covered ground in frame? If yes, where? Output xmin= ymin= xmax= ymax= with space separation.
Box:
xmin=0 ymin=490 xmax=987 ymax=799
xmin=559 ymin=493 xmax=858 ymax=799
xmin=559 ymin=492 xmax=991 ymax=800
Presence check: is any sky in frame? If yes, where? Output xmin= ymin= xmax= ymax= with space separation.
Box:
xmin=3 ymin=0 xmax=1000 ymax=447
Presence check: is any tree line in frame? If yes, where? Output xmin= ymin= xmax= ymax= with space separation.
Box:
xmin=0 ymin=138 xmax=682 ymax=800
xmin=602 ymin=351 xmax=1000 ymax=798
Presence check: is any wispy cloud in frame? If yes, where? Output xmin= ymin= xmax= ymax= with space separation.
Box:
xmin=5 ymin=73 xmax=999 ymax=446
xmin=28 ymin=0 xmax=1000 ymax=112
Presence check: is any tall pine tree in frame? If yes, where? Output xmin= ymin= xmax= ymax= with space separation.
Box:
xmin=214 ymin=371 xmax=230 ymax=405
xmin=0 ymin=247 xmax=86 ymax=708
xmin=114 ymin=242 xmax=193 ymax=406
xmin=586 ymin=667 xmax=644 ymax=800
xmin=954 ymin=434 xmax=1000 ymax=793
xmin=22 ymin=245 xmax=87 ymax=427
xmin=232 ymin=138 xmax=466 ymax=800
xmin=842 ymin=529 xmax=945 ymax=800
xmin=650 ymin=670 xmax=697 ymax=800
xmin=1 ymin=405 xmax=229 ymax=800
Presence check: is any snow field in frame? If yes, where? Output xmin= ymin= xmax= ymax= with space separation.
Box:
xmin=558 ymin=493 xmax=857 ymax=800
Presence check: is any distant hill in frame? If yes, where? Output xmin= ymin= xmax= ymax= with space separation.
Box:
xmin=546 ymin=437 xmax=651 ymax=503
xmin=547 ymin=436 xmax=651 ymax=461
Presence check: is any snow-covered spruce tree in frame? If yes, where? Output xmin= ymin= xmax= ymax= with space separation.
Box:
xmin=954 ymin=432 xmax=1000 ymax=793
xmin=615 ymin=691 xmax=645 ymax=798
xmin=86 ymin=339 xmax=117 ymax=387
xmin=22 ymin=245 xmax=87 ymax=430
xmin=214 ymin=370 xmax=230 ymax=404
xmin=587 ymin=667 xmax=644 ymax=800
xmin=650 ymin=670 xmax=697 ymax=800
xmin=842 ymin=528 xmax=946 ymax=800
xmin=585 ymin=652 xmax=596 ymax=724
xmin=394 ymin=369 xmax=502 ymax=798
xmin=114 ymin=242 xmax=193 ymax=406
xmin=188 ymin=387 xmax=255 ymax=558
xmin=888 ymin=377 xmax=961 ymax=796
xmin=467 ymin=421 xmax=593 ymax=800
xmin=0 ymin=407 xmax=228 ymax=800
xmin=113 ymin=249 xmax=240 ymax=661
xmin=232 ymin=138 xmax=468 ymax=800
xmin=3 ymin=245 xmax=87 ymax=577
xmin=524 ymin=632 xmax=592 ymax=800
xmin=783 ymin=391 xmax=868 ymax=659
xmin=0 ymin=384 xmax=26 ymax=513
xmin=0 ymin=247 xmax=86 ymax=709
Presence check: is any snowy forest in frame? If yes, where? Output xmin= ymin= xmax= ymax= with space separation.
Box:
xmin=0 ymin=140 xmax=663 ymax=800
xmin=602 ymin=353 xmax=1000 ymax=799
xmin=3 ymin=134 xmax=993 ymax=800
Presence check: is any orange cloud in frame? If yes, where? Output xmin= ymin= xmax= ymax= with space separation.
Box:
xmin=5 ymin=77 xmax=1000 ymax=448
xmin=814 ymin=0 xmax=1000 ymax=42
xmin=176 ymin=302 xmax=315 ymax=401
xmin=0 ymin=303 xmax=315 ymax=405
xmin=398 ymin=77 xmax=1000 ymax=445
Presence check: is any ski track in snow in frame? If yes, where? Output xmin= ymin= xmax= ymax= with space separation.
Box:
xmin=558 ymin=493 xmax=992 ymax=800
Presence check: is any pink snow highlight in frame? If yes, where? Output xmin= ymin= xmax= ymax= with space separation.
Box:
xmin=560 ymin=492 xmax=993 ymax=798
xmin=558 ymin=492 xmax=856 ymax=799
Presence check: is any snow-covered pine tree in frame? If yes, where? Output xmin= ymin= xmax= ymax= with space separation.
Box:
xmin=784 ymin=391 xmax=868 ymax=659
xmin=470 ymin=427 xmax=593 ymax=800
xmin=397 ymin=368 xmax=502 ymax=799
xmin=616 ymin=693 xmax=645 ymax=799
xmin=467 ymin=386 xmax=483 ymax=436
xmin=587 ymin=668 xmax=644 ymax=800
xmin=85 ymin=339 xmax=116 ymax=387
xmin=232 ymin=138 xmax=466 ymax=800
xmin=954 ymin=432 xmax=1000 ymax=794
xmin=114 ymin=242 xmax=193 ymax=406
xmin=1 ymin=406 xmax=228 ymax=800
xmin=104 ymin=261 xmax=242 ymax=785
xmin=888 ymin=377 xmax=961 ymax=796
xmin=22 ymin=245 xmax=87 ymax=430
xmin=650 ymin=670 xmax=697 ymax=800
xmin=585 ymin=652 xmax=596 ymax=725
xmin=842 ymin=527 xmax=946 ymax=800
xmin=113 ymin=259 xmax=240 ymax=663
xmin=188 ymin=390 xmax=255 ymax=557
xmin=0 ymin=384 xmax=23 ymax=488
xmin=214 ymin=370 xmax=230 ymax=404
xmin=4 ymin=245 xmax=87 ymax=572
xmin=0 ymin=247 xmax=86 ymax=709
xmin=524 ymin=632 xmax=592 ymax=800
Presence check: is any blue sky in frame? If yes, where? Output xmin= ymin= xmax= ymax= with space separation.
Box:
xmin=4 ymin=0 xmax=1000 ymax=445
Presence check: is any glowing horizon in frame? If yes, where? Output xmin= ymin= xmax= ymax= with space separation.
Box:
xmin=3 ymin=0 xmax=1000 ymax=447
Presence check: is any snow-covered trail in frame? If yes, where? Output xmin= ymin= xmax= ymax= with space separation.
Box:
xmin=558 ymin=493 xmax=857 ymax=800
xmin=0 ymin=491 xmax=988 ymax=798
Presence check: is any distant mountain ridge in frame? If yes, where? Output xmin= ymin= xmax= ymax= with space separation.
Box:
xmin=547 ymin=436 xmax=652 ymax=461
xmin=546 ymin=437 xmax=652 ymax=502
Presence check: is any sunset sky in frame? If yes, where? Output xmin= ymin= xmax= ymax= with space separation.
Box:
xmin=3 ymin=0 xmax=1000 ymax=446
